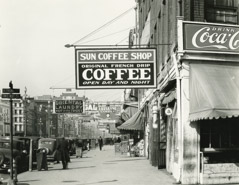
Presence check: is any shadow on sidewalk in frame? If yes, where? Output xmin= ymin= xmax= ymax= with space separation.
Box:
xmin=2 ymin=183 xmax=33 ymax=185
xmin=16 ymin=179 xmax=41 ymax=185
xmin=106 ymin=158 xmax=145 ymax=162
xmin=38 ymin=165 xmax=97 ymax=171
xmin=77 ymin=179 xmax=118 ymax=185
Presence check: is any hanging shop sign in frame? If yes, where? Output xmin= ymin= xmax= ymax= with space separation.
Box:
xmin=75 ymin=48 xmax=157 ymax=89
xmin=183 ymin=21 xmax=239 ymax=53
xmin=165 ymin=107 xmax=173 ymax=116
xmin=54 ymin=100 xmax=83 ymax=114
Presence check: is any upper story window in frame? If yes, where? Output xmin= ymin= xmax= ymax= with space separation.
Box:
xmin=205 ymin=0 xmax=238 ymax=24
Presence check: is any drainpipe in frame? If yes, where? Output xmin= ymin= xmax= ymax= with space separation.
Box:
xmin=178 ymin=0 xmax=183 ymax=16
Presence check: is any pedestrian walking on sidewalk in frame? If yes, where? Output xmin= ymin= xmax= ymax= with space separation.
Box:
xmin=57 ymin=137 xmax=69 ymax=169
xmin=87 ymin=140 xmax=90 ymax=151
xmin=116 ymin=136 xmax=121 ymax=143
xmin=98 ymin=136 xmax=103 ymax=151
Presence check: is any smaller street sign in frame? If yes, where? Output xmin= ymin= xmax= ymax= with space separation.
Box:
xmin=2 ymin=88 xmax=20 ymax=94
xmin=1 ymin=94 xmax=22 ymax=99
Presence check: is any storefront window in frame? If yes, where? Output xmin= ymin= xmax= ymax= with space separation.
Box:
xmin=201 ymin=118 xmax=239 ymax=149
xmin=201 ymin=118 xmax=239 ymax=163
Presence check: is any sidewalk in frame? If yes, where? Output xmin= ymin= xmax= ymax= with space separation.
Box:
xmin=3 ymin=145 xmax=177 ymax=185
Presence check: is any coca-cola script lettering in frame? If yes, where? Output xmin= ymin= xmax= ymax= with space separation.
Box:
xmin=184 ymin=22 xmax=239 ymax=53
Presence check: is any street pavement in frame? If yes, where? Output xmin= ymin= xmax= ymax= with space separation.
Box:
xmin=2 ymin=145 xmax=176 ymax=185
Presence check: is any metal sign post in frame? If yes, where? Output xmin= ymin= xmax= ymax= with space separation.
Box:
xmin=2 ymin=81 xmax=21 ymax=185
xmin=9 ymin=87 xmax=14 ymax=183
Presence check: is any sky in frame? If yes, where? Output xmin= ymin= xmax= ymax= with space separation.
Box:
xmin=0 ymin=0 xmax=135 ymax=102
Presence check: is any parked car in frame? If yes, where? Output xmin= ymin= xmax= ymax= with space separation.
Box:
xmin=38 ymin=138 xmax=57 ymax=161
xmin=0 ymin=137 xmax=29 ymax=173
xmin=14 ymin=136 xmax=41 ymax=163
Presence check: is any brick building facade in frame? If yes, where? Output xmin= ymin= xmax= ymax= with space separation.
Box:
xmin=132 ymin=0 xmax=239 ymax=184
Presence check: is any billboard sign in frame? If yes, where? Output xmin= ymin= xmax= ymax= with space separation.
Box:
xmin=75 ymin=48 xmax=157 ymax=89
xmin=183 ymin=22 xmax=239 ymax=53
xmin=55 ymin=100 xmax=83 ymax=114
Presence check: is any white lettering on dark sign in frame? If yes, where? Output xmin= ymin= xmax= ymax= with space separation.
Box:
xmin=55 ymin=100 xmax=83 ymax=113
xmin=184 ymin=22 xmax=239 ymax=52
xmin=75 ymin=48 xmax=157 ymax=89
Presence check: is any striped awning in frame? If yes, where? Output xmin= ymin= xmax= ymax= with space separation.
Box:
xmin=117 ymin=109 xmax=144 ymax=131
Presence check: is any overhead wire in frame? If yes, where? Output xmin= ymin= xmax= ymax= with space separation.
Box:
xmin=51 ymin=74 xmax=74 ymax=89
xmin=71 ymin=6 xmax=135 ymax=45
xmin=73 ymin=14 xmax=169 ymax=47
xmin=116 ymin=36 xmax=129 ymax=45
xmin=88 ymin=89 xmax=123 ymax=102
xmin=79 ymin=26 xmax=134 ymax=45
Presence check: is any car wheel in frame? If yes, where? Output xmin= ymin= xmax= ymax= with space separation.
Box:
xmin=0 ymin=152 xmax=5 ymax=166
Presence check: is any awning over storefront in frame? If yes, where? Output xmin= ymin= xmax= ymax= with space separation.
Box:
xmin=117 ymin=109 xmax=144 ymax=131
xmin=115 ymin=102 xmax=138 ymax=127
xmin=161 ymin=89 xmax=176 ymax=105
xmin=121 ymin=103 xmax=138 ymax=121
xmin=189 ymin=62 xmax=239 ymax=121
xmin=109 ymin=124 xmax=120 ymax=134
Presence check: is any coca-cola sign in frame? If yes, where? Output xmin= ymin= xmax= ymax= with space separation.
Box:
xmin=183 ymin=22 xmax=239 ymax=53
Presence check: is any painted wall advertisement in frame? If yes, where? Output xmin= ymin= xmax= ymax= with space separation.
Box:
xmin=183 ymin=22 xmax=239 ymax=53
xmin=75 ymin=48 xmax=157 ymax=89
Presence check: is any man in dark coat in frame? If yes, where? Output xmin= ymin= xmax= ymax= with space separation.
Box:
xmin=57 ymin=137 xmax=69 ymax=169
xmin=98 ymin=136 xmax=103 ymax=151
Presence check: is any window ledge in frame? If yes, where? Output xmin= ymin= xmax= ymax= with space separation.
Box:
xmin=202 ymin=148 xmax=239 ymax=153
